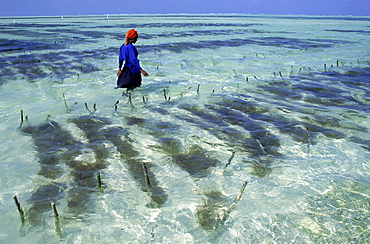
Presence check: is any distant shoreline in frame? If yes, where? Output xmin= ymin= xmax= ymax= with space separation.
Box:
xmin=1 ymin=13 xmax=369 ymax=20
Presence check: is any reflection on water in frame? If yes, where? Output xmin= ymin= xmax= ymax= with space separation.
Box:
xmin=0 ymin=14 xmax=369 ymax=243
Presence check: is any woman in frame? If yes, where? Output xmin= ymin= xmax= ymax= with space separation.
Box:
xmin=116 ymin=29 xmax=149 ymax=90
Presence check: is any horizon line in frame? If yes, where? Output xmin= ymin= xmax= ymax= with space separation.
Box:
xmin=1 ymin=12 xmax=369 ymax=19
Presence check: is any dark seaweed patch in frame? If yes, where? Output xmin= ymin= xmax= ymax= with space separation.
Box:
xmin=129 ymin=113 xmax=237 ymax=228
xmin=0 ymin=38 xmax=68 ymax=53
xmin=20 ymin=121 xmax=84 ymax=225
xmin=0 ymin=44 xmax=102 ymax=83
xmin=100 ymin=22 xmax=263 ymax=30
xmin=171 ymin=145 xmax=219 ymax=178
xmin=288 ymin=69 xmax=370 ymax=112
xmin=139 ymin=36 xmax=350 ymax=54
xmin=135 ymin=28 xmax=270 ymax=41
xmin=176 ymin=103 xmax=276 ymax=177
xmin=27 ymin=184 xmax=66 ymax=226
xmin=21 ymin=121 xmax=81 ymax=179
xmin=230 ymin=94 xmax=346 ymax=141
xmin=208 ymin=103 xmax=280 ymax=157
xmin=350 ymin=137 xmax=370 ymax=151
xmin=196 ymin=191 xmax=230 ymax=231
xmin=132 ymin=116 xmax=221 ymax=179
xmin=69 ymin=116 xmax=111 ymax=172
xmin=323 ymin=67 xmax=370 ymax=95
xmin=103 ymin=126 xmax=167 ymax=207
xmin=326 ymin=29 xmax=370 ymax=34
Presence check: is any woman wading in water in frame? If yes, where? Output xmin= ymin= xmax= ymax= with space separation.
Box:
xmin=116 ymin=29 xmax=149 ymax=91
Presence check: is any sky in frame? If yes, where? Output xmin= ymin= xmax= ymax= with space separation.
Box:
xmin=0 ymin=0 xmax=369 ymax=17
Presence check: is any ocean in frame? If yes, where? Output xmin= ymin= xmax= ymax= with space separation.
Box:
xmin=0 ymin=14 xmax=369 ymax=243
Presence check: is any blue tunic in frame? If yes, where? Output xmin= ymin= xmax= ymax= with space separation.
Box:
xmin=118 ymin=44 xmax=142 ymax=74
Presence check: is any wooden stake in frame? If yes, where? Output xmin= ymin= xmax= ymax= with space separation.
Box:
xmin=85 ymin=103 xmax=90 ymax=112
xmin=229 ymin=181 xmax=248 ymax=210
xmin=13 ymin=195 xmax=25 ymax=222
xmin=225 ymin=151 xmax=235 ymax=167
xmin=235 ymin=181 xmax=248 ymax=202
xmin=197 ymin=84 xmax=200 ymax=94
xmin=128 ymin=94 xmax=133 ymax=107
xmin=20 ymin=110 xmax=24 ymax=124
xmin=51 ymin=202 xmax=59 ymax=217
xmin=306 ymin=128 xmax=311 ymax=145
xmin=113 ymin=101 xmax=119 ymax=110
xmin=97 ymin=173 xmax=102 ymax=188
xmin=62 ymin=93 xmax=69 ymax=110
xmin=163 ymin=89 xmax=167 ymax=101
xmin=256 ymin=139 xmax=267 ymax=154
xmin=142 ymin=163 xmax=151 ymax=189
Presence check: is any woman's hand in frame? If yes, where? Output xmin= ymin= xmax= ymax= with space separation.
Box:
xmin=116 ymin=69 xmax=121 ymax=77
xmin=140 ymin=70 xmax=149 ymax=76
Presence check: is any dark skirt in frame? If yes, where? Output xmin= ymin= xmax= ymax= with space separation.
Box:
xmin=117 ymin=67 xmax=142 ymax=89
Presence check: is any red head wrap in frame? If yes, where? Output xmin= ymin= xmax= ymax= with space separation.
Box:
xmin=125 ymin=29 xmax=138 ymax=44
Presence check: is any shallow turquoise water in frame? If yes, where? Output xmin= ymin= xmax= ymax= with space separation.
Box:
xmin=0 ymin=14 xmax=369 ymax=243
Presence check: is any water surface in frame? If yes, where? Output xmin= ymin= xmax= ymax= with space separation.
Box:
xmin=0 ymin=14 xmax=369 ymax=243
